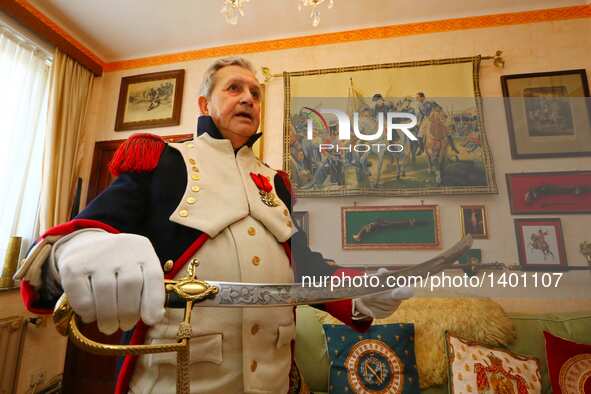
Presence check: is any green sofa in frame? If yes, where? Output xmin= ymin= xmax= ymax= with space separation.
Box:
xmin=294 ymin=305 xmax=591 ymax=393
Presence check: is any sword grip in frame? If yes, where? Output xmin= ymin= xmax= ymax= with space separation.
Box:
xmin=165 ymin=291 xmax=187 ymax=309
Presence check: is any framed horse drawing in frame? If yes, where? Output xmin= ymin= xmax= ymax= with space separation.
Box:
xmin=283 ymin=56 xmax=497 ymax=197
xmin=514 ymin=218 xmax=567 ymax=271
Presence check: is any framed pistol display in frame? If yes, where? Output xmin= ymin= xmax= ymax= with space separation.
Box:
xmin=341 ymin=205 xmax=440 ymax=250
xmin=506 ymin=171 xmax=591 ymax=214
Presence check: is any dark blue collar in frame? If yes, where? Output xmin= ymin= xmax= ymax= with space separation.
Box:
xmin=196 ymin=115 xmax=262 ymax=149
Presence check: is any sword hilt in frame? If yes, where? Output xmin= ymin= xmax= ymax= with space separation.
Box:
xmin=164 ymin=259 xmax=219 ymax=307
xmin=51 ymin=258 xmax=216 ymax=394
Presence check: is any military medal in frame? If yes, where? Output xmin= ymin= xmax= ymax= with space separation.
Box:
xmin=250 ymin=172 xmax=279 ymax=207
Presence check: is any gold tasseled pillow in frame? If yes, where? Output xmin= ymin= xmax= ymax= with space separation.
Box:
xmin=315 ymin=297 xmax=515 ymax=389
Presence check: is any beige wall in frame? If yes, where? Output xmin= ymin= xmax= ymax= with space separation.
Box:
xmin=80 ymin=18 xmax=591 ymax=311
xmin=0 ymin=289 xmax=67 ymax=393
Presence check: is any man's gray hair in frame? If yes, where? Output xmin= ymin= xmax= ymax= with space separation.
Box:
xmin=199 ymin=56 xmax=257 ymax=98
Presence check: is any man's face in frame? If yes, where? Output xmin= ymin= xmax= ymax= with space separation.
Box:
xmin=416 ymin=94 xmax=425 ymax=103
xmin=201 ymin=65 xmax=261 ymax=141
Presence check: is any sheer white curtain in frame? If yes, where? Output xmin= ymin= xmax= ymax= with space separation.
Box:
xmin=0 ymin=26 xmax=51 ymax=269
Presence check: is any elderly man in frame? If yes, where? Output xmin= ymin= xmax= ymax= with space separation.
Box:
xmin=18 ymin=57 xmax=408 ymax=394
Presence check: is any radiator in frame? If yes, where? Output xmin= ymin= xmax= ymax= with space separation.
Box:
xmin=0 ymin=316 xmax=26 ymax=394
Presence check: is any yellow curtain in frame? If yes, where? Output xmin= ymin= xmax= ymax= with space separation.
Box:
xmin=40 ymin=49 xmax=94 ymax=232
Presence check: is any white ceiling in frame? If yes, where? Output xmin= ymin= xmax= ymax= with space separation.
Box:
xmin=29 ymin=0 xmax=587 ymax=62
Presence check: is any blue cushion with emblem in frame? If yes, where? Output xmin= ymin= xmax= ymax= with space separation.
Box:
xmin=323 ymin=323 xmax=420 ymax=394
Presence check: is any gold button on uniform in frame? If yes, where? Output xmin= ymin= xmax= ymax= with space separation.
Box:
xmin=187 ymin=143 xmax=194 ymax=148
xmin=189 ymin=158 xmax=196 ymax=165
xmin=191 ymin=174 xmax=200 ymax=181
xmin=163 ymin=260 xmax=174 ymax=272
xmin=251 ymin=324 xmax=259 ymax=335
xmin=192 ymin=166 xmax=199 ymax=172
xmin=283 ymin=209 xmax=289 ymax=216
xmin=179 ymin=209 xmax=189 ymax=217
xmin=251 ymin=256 xmax=260 ymax=266
xmin=248 ymin=227 xmax=256 ymax=236
xmin=250 ymin=360 xmax=257 ymax=372
xmin=191 ymin=185 xmax=200 ymax=192
xmin=186 ymin=197 xmax=196 ymax=204
xmin=287 ymin=221 xmax=293 ymax=228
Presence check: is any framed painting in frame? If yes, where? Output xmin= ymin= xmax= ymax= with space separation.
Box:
xmin=284 ymin=56 xmax=497 ymax=197
xmin=501 ymin=69 xmax=591 ymax=159
xmin=292 ymin=211 xmax=309 ymax=246
xmin=514 ymin=218 xmax=567 ymax=271
xmin=341 ymin=205 xmax=440 ymax=250
xmin=459 ymin=205 xmax=488 ymax=239
xmin=115 ymin=69 xmax=185 ymax=131
xmin=506 ymin=171 xmax=591 ymax=214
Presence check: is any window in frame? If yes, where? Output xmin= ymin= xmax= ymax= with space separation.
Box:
xmin=0 ymin=25 xmax=51 ymax=273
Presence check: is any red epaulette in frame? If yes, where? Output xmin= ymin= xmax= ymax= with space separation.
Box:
xmin=276 ymin=170 xmax=296 ymax=206
xmin=108 ymin=133 xmax=166 ymax=177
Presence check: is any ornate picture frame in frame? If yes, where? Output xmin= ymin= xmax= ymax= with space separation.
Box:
xmin=506 ymin=171 xmax=591 ymax=214
xmin=341 ymin=205 xmax=440 ymax=250
xmin=514 ymin=218 xmax=567 ymax=271
xmin=459 ymin=205 xmax=488 ymax=239
xmin=115 ymin=69 xmax=185 ymax=131
xmin=501 ymin=69 xmax=591 ymax=159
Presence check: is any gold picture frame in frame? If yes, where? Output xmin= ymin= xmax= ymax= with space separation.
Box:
xmin=115 ymin=69 xmax=185 ymax=131
xmin=341 ymin=205 xmax=440 ymax=250
xmin=459 ymin=205 xmax=488 ymax=239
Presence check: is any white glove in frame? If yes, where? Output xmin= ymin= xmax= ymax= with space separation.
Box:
xmin=353 ymin=268 xmax=413 ymax=319
xmin=53 ymin=230 xmax=165 ymax=335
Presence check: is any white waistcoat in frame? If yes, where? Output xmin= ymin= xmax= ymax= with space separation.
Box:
xmin=129 ymin=134 xmax=296 ymax=394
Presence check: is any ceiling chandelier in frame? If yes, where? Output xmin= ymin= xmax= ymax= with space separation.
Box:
xmin=220 ymin=0 xmax=334 ymax=27
xmin=220 ymin=0 xmax=250 ymax=25
xmin=298 ymin=0 xmax=334 ymax=27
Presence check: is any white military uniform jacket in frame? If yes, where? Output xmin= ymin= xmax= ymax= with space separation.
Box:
xmin=130 ymin=133 xmax=297 ymax=394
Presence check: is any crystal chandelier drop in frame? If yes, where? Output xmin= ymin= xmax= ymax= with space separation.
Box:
xmin=220 ymin=0 xmax=335 ymax=27
xmin=298 ymin=0 xmax=334 ymax=27
xmin=220 ymin=0 xmax=250 ymax=25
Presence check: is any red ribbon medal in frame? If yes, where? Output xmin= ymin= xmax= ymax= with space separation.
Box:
xmin=250 ymin=172 xmax=279 ymax=207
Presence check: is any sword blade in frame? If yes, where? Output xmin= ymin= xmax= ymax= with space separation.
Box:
xmin=165 ymin=235 xmax=472 ymax=308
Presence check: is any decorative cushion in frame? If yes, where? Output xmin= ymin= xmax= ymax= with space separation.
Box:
xmin=316 ymin=297 xmax=515 ymax=388
xmin=446 ymin=333 xmax=542 ymax=394
xmin=323 ymin=323 xmax=420 ymax=394
xmin=544 ymin=331 xmax=591 ymax=394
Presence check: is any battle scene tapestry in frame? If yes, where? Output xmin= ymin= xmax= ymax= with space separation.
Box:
xmin=283 ymin=56 xmax=497 ymax=197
